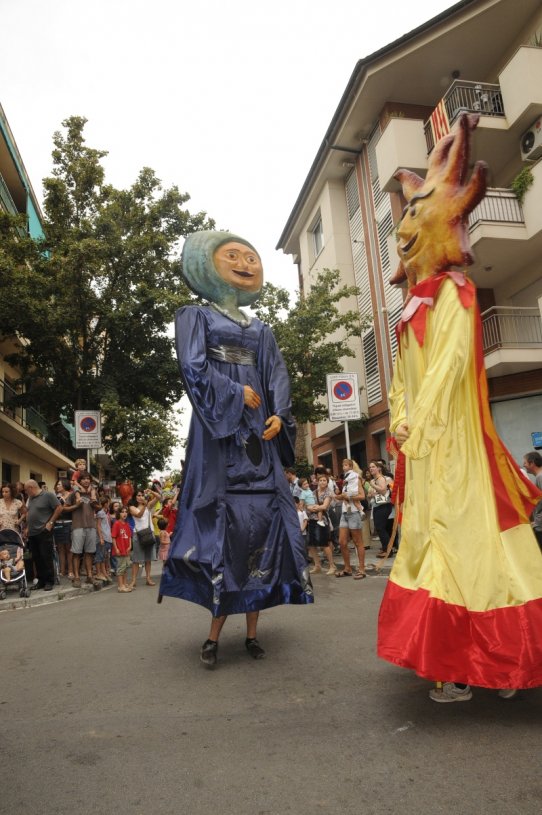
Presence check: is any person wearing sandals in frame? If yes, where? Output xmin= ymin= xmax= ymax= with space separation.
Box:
xmin=128 ymin=488 xmax=160 ymax=589
xmin=335 ymin=459 xmax=366 ymax=579
xmin=367 ymin=461 xmax=393 ymax=558
xmin=306 ymin=474 xmax=336 ymax=575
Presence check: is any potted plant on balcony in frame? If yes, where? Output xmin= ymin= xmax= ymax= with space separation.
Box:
xmin=511 ymin=166 xmax=534 ymax=205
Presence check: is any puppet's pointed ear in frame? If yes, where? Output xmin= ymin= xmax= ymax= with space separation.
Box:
xmin=394 ymin=169 xmax=424 ymax=201
xmin=390 ymin=261 xmax=408 ymax=286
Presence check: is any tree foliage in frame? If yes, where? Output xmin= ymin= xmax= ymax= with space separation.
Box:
xmin=253 ymin=269 xmax=370 ymax=424
xmin=0 ymin=116 xmax=214 ymax=479
xmin=100 ymin=395 xmax=177 ymax=487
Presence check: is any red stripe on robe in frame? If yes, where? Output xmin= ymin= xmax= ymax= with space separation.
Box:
xmin=378 ymin=581 xmax=542 ymax=689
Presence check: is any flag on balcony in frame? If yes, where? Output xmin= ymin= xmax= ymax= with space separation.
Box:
xmin=429 ymin=99 xmax=450 ymax=144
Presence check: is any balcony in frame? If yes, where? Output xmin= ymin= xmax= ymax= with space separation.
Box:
xmin=424 ymin=81 xmax=506 ymax=153
xmin=0 ymin=173 xmax=18 ymax=216
xmin=0 ymin=173 xmax=29 ymax=237
xmin=0 ymin=377 xmax=79 ymax=460
xmin=469 ymin=188 xmax=523 ymax=229
xmin=467 ymin=188 xmax=529 ymax=288
xmin=481 ymin=307 xmax=542 ymax=378
xmin=375 ymin=118 xmax=428 ymax=192
xmin=498 ymin=46 xmax=542 ymax=132
xmin=469 ymin=167 xmax=542 ymax=288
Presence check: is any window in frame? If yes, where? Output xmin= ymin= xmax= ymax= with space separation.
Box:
xmin=311 ymin=216 xmax=324 ymax=258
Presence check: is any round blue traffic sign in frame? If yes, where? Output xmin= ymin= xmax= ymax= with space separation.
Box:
xmin=333 ymin=381 xmax=353 ymax=400
xmin=80 ymin=416 xmax=97 ymax=432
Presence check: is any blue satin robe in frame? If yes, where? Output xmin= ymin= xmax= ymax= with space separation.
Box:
xmin=159 ymin=305 xmax=314 ymax=615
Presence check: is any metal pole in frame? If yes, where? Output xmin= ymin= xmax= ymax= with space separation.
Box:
xmin=86 ymin=448 xmax=90 ymax=473
xmin=344 ymin=421 xmax=351 ymax=459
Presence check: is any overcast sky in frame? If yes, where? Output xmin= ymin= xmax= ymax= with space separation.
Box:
xmin=2 ymin=0 xmax=453 ymax=467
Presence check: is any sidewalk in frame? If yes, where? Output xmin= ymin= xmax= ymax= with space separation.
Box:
xmin=0 ymin=547 xmax=391 ymax=612
xmin=0 ymin=574 xmax=114 ymax=612
xmin=0 ymin=562 xmax=164 ymax=612
xmin=321 ymin=539 xmax=394 ymax=576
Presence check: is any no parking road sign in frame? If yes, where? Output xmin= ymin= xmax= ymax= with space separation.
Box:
xmin=75 ymin=410 xmax=102 ymax=449
xmin=326 ymin=373 xmax=361 ymax=422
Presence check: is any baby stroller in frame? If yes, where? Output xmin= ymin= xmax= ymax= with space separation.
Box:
xmin=0 ymin=528 xmax=31 ymax=600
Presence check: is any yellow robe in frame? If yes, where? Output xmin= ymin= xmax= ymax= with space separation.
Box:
xmin=377 ymin=275 xmax=542 ymax=688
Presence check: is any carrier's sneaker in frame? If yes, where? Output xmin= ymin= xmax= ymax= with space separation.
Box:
xmin=429 ymin=683 xmax=473 ymax=703
xmin=200 ymin=639 xmax=218 ymax=667
xmin=498 ymin=689 xmax=518 ymax=699
xmin=245 ymin=638 xmax=266 ymax=659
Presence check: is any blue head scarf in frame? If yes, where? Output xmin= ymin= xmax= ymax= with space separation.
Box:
xmin=181 ymin=230 xmax=262 ymax=307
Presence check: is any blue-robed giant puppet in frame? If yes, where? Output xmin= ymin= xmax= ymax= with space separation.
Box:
xmin=159 ymin=230 xmax=313 ymax=666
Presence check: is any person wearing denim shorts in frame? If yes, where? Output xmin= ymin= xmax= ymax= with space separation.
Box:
xmin=335 ymin=459 xmax=366 ymax=579
xmin=64 ymin=473 xmax=99 ymax=588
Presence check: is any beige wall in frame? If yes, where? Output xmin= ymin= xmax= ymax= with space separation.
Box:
xmin=297 ymin=179 xmax=366 ymax=462
xmin=1 ymin=337 xmax=74 ymax=485
xmin=0 ymin=433 xmax=63 ymax=486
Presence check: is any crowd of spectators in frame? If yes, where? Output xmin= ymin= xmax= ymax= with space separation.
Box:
xmin=285 ymin=459 xmax=396 ymax=579
xmin=1 ymin=449 xmax=540 ymax=600
xmin=287 ymin=451 xmax=542 ymax=577
xmin=0 ymin=471 xmax=178 ymax=597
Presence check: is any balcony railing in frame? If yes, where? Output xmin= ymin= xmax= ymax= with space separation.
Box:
xmin=481 ymin=307 xmax=542 ymax=354
xmin=0 ymin=173 xmax=29 ymax=237
xmin=468 ymin=188 xmax=524 ymax=230
xmin=0 ymin=173 xmax=18 ymax=216
xmin=424 ymin=80 xmax=505 ymax=152
xmin=0 ymin=378 xmax=79 ymax=460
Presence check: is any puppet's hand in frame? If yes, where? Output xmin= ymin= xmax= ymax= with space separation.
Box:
xmin=262 ymin=415 xmax=282 ymax=441
xmin=243 ymin=385 xmax=261 ymax=409
xmin=395 ymin=423 xmax=410 ymax=448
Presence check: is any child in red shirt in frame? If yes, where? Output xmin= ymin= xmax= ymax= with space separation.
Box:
xmin=111 ymin=506 xmax=132 ymax=593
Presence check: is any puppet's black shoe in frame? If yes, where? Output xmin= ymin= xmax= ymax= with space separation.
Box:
xmin=200 ymin=639 xmax=218 ymax=667
xmin=245 ymin=638 xmax=266 ymax=659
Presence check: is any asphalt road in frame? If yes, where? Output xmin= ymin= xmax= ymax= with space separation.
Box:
xmin=2 ymin=567 xmax=540 ymax=815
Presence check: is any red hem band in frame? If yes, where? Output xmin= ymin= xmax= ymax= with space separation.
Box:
xmin=378 ymin=580 xmax=542 ymax=689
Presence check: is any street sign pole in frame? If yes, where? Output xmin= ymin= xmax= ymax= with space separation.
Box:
xmin=344 ymin=420 xmax=351 ymax=459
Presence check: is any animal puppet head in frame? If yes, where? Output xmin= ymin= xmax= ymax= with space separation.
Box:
xmin=391 ymin=113 xmax=487 ymax=287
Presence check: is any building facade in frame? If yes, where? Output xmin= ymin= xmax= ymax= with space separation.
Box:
xmin=0 ymin=103 xmax=78 ymax=486
xmin=278 ymin=0 xmax=542 ymax=472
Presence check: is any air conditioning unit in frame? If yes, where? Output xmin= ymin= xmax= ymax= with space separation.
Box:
xmin=520 ymin=117 xmax=542 ymax=161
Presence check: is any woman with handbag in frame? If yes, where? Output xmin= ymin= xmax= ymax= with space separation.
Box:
xmin=128 ymin=488 xmax=160 ymax=588
xmin=367 ymin=461 xmax=393 ymax=558
xmin=306 ymin=474 xmax=336 ymax=575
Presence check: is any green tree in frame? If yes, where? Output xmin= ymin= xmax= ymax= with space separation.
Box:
xmin=253 ymin=269 xmax=369 ymax=424
xmin=100 ymin=395 xmax=177 ymax=487
xmin=0 ymin=116 xmax=214 ymax=479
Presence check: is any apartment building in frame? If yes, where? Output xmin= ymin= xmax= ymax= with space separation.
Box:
xmin=0 ymin=102 xmax=78 ymax=485
xmin=277 ymin=0 xmax=542 ymax=472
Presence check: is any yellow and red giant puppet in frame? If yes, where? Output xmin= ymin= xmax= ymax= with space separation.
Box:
xmin=377 ymin=114 xmax=542 ymax=700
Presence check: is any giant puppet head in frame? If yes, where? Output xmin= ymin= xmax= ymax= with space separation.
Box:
xmin=391 ymin=113 xmax=487 ymax=287
xmin=181 ymin=230 xmax=263 ymax=307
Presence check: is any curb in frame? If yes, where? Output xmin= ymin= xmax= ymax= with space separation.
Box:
xmin=0 ymin=580 xmax=115 ymax=612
